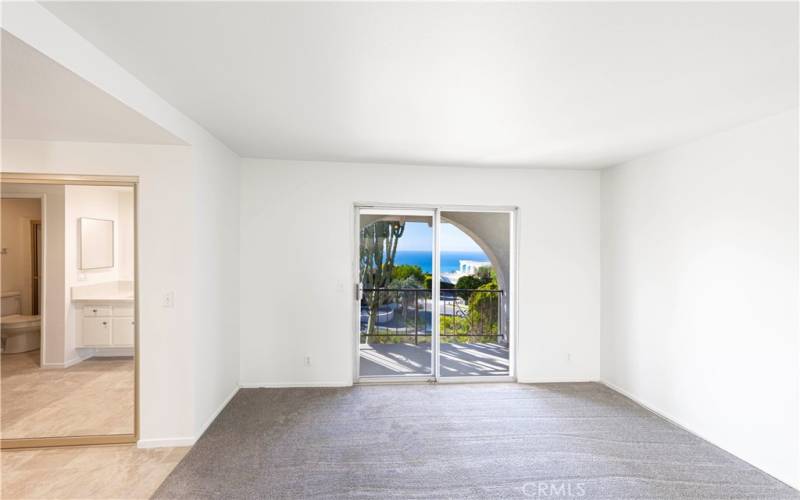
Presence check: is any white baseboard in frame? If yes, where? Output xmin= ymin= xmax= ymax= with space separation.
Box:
xmin=41 ymin=355 xmax=91 ymax=369
xmin=137 ymin=437 xmax=196 ymax=449
xmin=91 ymin=347 xmax=134 ymax=357
xmin=244 ymin=380 xmax=595 ymax=387
xmin=196 ymin=385 xmax=240 ymax=439
xmin=600 ymin=379 xmax=799 ymax=491
xmin=239 ymin=381 xmax=352 ymax=388
xmin=41 ymin=362 xmax=68 ymax=369
xmin=517 ymin=377 xmax=598 ymax=384
xmin=137 ymin=385 xmax=241 ymax=449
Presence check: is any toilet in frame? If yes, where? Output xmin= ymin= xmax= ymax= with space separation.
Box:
xmin=1 ymin=292 xmax=41 ymax=353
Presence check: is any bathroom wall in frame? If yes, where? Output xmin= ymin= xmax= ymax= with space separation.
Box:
xmin=64 ymin=185 xmax=136 ymax=359
xmin=0 ymin=183 xmax=67 ymax=367
xmin=118 ymin=190 xmax=135 ymax=282
xmin=0 ymin=198 xmax=42 ymax=315
xmin=64 ymin=185 xmax=135 ymax=286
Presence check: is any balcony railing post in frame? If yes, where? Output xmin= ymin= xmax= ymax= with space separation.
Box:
xmin=497 ymin=291 xmax=502 ymax=344
xmin=414 ymin=289 xmax=419 ymax=345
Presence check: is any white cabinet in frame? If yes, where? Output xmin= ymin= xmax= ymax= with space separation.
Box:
xmin=77 ymin=301 xmax=134 ymax=348
xmin=112 ymin=318 xmax=135 ymax=346
xmin=82 ymin=318 xmax=111 ymax=345
xmin=83 ymin=305 xmax=112 ymax=317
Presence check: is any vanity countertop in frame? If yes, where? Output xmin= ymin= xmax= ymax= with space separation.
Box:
xmin=71 ymin=281 xmax=134 ymax=302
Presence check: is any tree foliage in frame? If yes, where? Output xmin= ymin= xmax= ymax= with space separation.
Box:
xmin=454 ymin=266 xmax=496 ymax=300
xmin=391 ymin=264 xmax=426 ymax=283
xmin=360 ymin=220 xmax=405 ymax=336
xmin=467 ymin=280 xmax=500 ymax=328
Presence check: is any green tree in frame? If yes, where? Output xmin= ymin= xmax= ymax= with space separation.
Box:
xmin=454 ymin=274 xmax=483 ymax=300
xmin=475 ymin=266 xmax=494 ymax=282
xmin=467 ymin=280 xmax=500 ymax=335
xmin=360 ymin=221 xmax=405 ymax=338
xmin=455 ymin=266 xmax=495 ymax=300
xmin=392 ymin=264 xmax=426 ymax=283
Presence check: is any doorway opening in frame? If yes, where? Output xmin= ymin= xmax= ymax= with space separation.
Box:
xmin=30 ymin=220 xmax=41 ymax=316
xmin=355 ymin=206 xmax=516 ymax=382
xmin=0 ymin=174 xmax=139 ymax=449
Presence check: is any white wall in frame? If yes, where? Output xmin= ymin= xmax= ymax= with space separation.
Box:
xmin=118 ymin=190 xmax=135 ymax=282
xmin=0 ymin=198 xmax=41 ymax=315
xmin=601 ymin=109 xmax=799 ymax=488
xmin=65 ymin=185 xmax=124 ymax=286
xmin=64 ymin=185 xmax=135 ymax=361
xmin=2 ymin=140 xmax=196 ymax=444
xmin=2 ymin=2 xmax=241 ymax=446
xmin=240 ymin=160 xmax=602 ymax=386
xmin=190 ymin=142 xmax=241 ymax=437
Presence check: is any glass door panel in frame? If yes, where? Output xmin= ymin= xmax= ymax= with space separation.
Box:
xmin=357 ymin=209 xmax=434 ymax=379
xmin=438 ymin=211 xmax=511 ymax=377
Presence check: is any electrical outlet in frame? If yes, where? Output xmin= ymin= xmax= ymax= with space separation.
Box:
xmin=567 ymin=353 xmax=572 ymax=362
xmin=304 ymin=356 xmax=312 ymax=367
xmin=162 ymin=291 xmax=175 ymax=308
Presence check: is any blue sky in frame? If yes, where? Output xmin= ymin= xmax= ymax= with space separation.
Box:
xmin=395 ymin=222 xmax=482 ymax=252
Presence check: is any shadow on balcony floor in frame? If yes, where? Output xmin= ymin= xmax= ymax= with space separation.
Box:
xmin=359 ymin=342 xmax=509 ymax=377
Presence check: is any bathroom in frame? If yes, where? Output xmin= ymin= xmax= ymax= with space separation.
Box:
xmin=1 ymin=182 xmax=136 ymax=440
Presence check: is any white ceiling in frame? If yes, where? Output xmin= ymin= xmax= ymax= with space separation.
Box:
xmin=41 ymin=2 xmax=798 ymax=168
xmin=1 ymin=30 xmax=184 ymax=145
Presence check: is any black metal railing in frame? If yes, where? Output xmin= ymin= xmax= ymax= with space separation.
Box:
xmin=360 ymin=288 xmax=504 ymax=345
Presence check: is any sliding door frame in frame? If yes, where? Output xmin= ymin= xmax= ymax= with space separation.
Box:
xmin=0 ymin=172 xmax=139 ymax=450
xmin=355 ymin=207 xmax=437 ymax=383
xmin=353 ymin=202 xmax=518 ymax=384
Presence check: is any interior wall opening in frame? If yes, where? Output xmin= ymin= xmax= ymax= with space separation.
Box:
xmin=0 ymin=177 xmax=138 ymax=448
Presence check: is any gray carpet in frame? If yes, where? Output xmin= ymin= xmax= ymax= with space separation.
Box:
xmin=154 ymin=383 xmax=798 ymax=499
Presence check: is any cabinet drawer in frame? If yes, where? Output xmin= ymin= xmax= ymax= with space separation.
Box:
xmin=112 ymin=305 xmax=134 ymax=317
xmin=82 ymin=317 xmax=111 ymax=346
xmin=112 ymin=318 xmax=135 ymax=346
xmin=83 ymin=305 xmax=112 ymax=317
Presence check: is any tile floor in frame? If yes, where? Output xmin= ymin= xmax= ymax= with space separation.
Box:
xmin=1 ymin=350 xmax=134 ymax=439
xmin=1 ymin=445 xmax=189 ymax=499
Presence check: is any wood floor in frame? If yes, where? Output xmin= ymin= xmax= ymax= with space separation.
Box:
xmin=1 ymin=445 xmax=189 ymax=499
xmin=1 ymin=350 xmax=134 ymax=439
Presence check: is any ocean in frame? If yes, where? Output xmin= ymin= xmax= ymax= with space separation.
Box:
xmin=394 ymin=250 xmax=489 ymax=274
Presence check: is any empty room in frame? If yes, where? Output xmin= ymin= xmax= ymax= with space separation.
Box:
xmin=1 ymin=1 xmax=798 ymax=499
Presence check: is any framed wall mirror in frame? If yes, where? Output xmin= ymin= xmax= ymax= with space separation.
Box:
xmin=80 ymin=217 xmax=114 ymax=270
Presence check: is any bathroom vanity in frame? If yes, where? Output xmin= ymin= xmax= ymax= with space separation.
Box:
xmin=71 ymin=281 xmax=135 ymax=348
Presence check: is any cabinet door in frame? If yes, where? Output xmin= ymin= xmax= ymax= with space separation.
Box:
xmin=112 ymin=318 xmax=135 ymax=346
xmin=82 ymin=318 xmax=111 ymax=346
xmin=112 ymin=305 xmax=134 ymax=317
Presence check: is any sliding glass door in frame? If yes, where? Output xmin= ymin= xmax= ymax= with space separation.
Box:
xmin=355 ymin=206 xmax=513 ymax=382
xmin=357 ymin=208 xmax=435 ymax=379
xmin=438 ymin=211 xmax=510 ymax=378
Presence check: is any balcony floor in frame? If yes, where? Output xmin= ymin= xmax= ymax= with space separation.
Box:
xmin=359 ymin=342 xmax=509 ymax=378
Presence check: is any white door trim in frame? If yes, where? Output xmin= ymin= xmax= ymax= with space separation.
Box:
xmin=353 ymin=203 xmax=519 ymax=384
